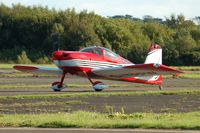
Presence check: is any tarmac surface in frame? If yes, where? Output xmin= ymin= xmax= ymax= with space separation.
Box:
xmin=0 ymin=76 xmax=200 ymax=95
xmin=0 ymin=128 xmax=200 ymax=133
xmin=1 ymin=93 xmax=200 ymax=114
xmin=0 ymin=76 xmax=200 ymax=114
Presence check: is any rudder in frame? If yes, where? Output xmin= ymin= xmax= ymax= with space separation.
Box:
xmin=144 ymin=44 xmax=162 ymax=64
xmin=143 ymin=44 xmax=163 ymax=86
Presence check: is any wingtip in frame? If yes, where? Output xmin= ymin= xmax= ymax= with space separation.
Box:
xmin=159 ymin=64 xmax=184 ymax=73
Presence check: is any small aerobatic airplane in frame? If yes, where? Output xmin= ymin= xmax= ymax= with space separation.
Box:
xmin=13 ymin=44 xmax=183 ymax=91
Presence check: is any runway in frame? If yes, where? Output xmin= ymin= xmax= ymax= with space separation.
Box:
xmin=0 ymin=76 xmax=200 ymax=96
xmin=0 ymin=128 xmax=199 ymax=133
xmin=0 ymin=76 xmax=200 ymax=114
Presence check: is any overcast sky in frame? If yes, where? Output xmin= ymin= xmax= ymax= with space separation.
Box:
xmin=0 ymin=0 xmax=199 ymax=19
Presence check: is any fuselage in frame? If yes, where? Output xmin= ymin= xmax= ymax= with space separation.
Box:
xmin=52 ymin=46 xmax=132 ymax=73
xmin=51 ymin=46 xmax=162 ymax=85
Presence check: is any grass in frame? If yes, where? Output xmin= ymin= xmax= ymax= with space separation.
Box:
xmin=0 ymin=111 xmax=200 ymax=129
xmin=174 ymin=66 xmax=200 ymax=71
xmin=0 ymin=89 xmax=200 ymax=100
xmin=0 ymin=100 xmax=88 ymax=108
xmin=0 ymin=84 xmax=49 ymax=89
xmin=179 ymin=73 xmax=200 ymax=79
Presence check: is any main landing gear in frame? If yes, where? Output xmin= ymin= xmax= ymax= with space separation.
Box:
xmin=51 ymin=72 xmax=66 ymax=91
xmin=83 ymin=71 xmax=107 ymax=92
xmin=51 ymin=71 xmax=107 ymax=92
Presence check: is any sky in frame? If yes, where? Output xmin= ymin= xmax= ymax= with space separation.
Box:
xmin=0 ymin=0 xmax=199 ymax=19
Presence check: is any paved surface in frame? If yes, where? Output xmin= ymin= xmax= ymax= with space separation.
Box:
xmin=1 ymin=94 xmax=200 ymax=114
xmin=0 ymin=77 xmax=200 ymax=96
xmin=1 ymin=76 xmax=200 ymax=114
xmin=0 ymin=128 xmax=199 ymax=133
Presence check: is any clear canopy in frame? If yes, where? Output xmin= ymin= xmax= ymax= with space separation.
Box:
xmin=80 ymin=46 xmax=118 ymax=58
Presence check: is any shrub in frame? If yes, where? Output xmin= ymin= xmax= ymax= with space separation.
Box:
xmin=35 ymin=56 xmax=51 ymax=64
xmin=17 ymin=51 xmax=32 ymax=64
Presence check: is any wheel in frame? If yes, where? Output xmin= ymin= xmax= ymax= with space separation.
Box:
xmin=51 ymin=81 xmax=64 ymax=91
xmin=159 ymin=85 xmax=163 ymax=90
xmin=92 ymin=81 xmax=107 ymax=92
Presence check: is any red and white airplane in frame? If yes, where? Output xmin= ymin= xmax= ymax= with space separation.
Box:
xmin=13 ymin=44 xmax=183 ymax=91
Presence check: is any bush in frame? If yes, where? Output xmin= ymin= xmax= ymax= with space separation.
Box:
xmin=17 ymin=51 xmax=32 ymax=64
xmin=35 ymin=56 xmax=51 ymax=64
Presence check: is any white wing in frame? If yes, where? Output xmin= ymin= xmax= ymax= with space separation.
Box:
xmin=13 ymin=65 xmax=62 ymax=75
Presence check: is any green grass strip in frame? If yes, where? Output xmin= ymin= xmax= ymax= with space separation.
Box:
xmin=179 ymin=73 xmax=200 ymax=79
xmin=174 ymin=66 xmax=200 ymax=71
xmin=0 ymin=111 xmax=200 ymax=129
xmin=0 ymin=84 xmax=49 ymax=89
xmin=1 ymin=89 xmax=200 ymax=100
xmin=0 ymin=100 xmax=88 ymax=108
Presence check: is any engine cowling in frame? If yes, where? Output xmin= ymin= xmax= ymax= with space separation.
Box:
xmin=92 ymin=81 xmax=107 ymax=91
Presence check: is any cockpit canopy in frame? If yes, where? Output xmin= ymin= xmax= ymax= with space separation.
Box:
xmin=80 ymin=46 xmax=118 ymax=58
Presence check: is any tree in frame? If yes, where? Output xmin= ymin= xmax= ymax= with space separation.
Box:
xmin=194 ymin=16 xmax=200 ymax=25
xmin=166 ymin=14 xmax=178 ymax=28
xmin=175 ymin=34 xmax=196 ymax=53
xmin=51 ymin=23 xmax=64 ymax=50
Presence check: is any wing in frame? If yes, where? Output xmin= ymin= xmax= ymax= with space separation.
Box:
xmin=13 ymin=65 xmax=62 ymax=75
xmin=92 ymin=63 xmax=183 ymax=78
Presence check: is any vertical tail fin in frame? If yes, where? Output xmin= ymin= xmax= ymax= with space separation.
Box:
xmin=143 ymin=44 xmax=163 ymax=86
xmin=144 ymin=44 xmax=162 ymax=64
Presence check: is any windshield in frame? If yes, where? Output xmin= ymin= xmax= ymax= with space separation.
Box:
xmin=80 ymin=47 xmax=102 ymax=56
xmin=103 ymin=48 xmax=118 ymax=58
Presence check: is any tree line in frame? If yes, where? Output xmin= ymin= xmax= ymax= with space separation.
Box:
xmin=0 ymin=4 xmax=200 ymax=65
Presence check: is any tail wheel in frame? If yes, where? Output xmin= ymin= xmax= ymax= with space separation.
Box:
xmin=93 ymin=81 xmax=107 ymax=92
xmin=51 ymin=81 xmax=63 ymax=92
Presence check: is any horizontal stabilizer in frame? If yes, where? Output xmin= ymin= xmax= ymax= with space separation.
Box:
xmin=92 ymin=63 xmax=183 ymax=78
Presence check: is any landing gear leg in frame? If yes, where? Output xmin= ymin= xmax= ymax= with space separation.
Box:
xmin=82 ymin=71 xmax=94 ymax=85
xmin=51 ymin=72 xmax=66 ymax=91
xmin=82 ymin=71 xmax=107 ymax=91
